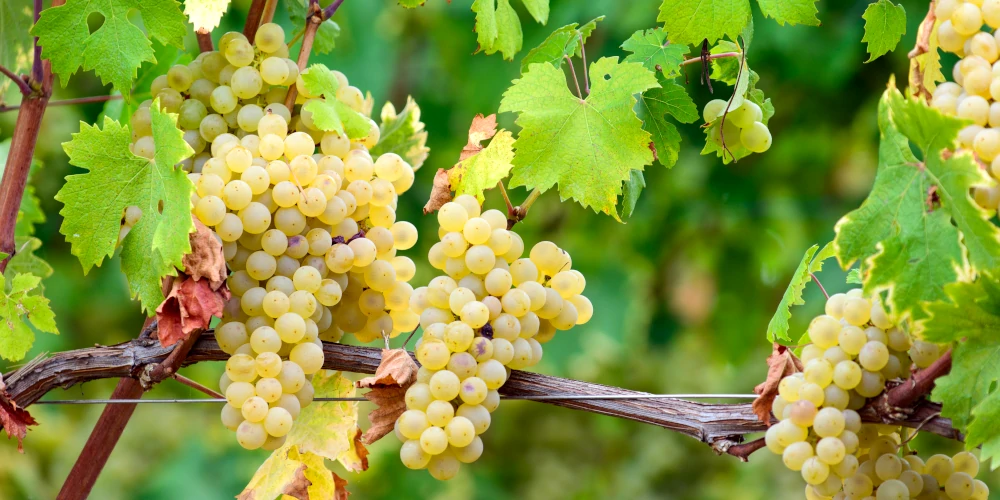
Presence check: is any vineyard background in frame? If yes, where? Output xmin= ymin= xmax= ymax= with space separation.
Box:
xmin=0 ymin=0 xmax=982 ymax=498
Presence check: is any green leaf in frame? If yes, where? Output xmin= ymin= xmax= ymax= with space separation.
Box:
xmin=757 ymin=0 xmax=820 ymax=26
xmin=846 ymin=268 xmax=863 ymax=285
xmin=709 ymin=40 xmax=743 ymax=84
xmin=619 ymin=170 xmax=645 ymax=219
xmin=300 ymin=64 xmax=370 ymax=139
xmin=56 ymin=101 xmax=194 ymax=313
xmin=0 ymin=0 xmax=33 ymax=101
xmin=766 ymin=244 xmax=833 ymax=343
xmin=518 ymin=17 xmax=604 ymax=73
xmin=834 ymin=84 xmax=1000 ymax=323
xmin=370 ymin=96 xmax=430 ymax=171
xmin=862 ymin=0 xmax=907 ymax=63
xmin=287 ymin=0 xmax=341 ymax=55
xmin=621 ymin=27 xmax=689 ymax=78
xmin=634 ymin=75 xmax=698 ymax=168
xmin=472 ymin=0 xmax=523 ymax=60
xmin=657 ymin=0 xmax=751 ymax=45
xmin=0 ymin=138 xmax=45 ymax=238
xmin=520 ymin=0 xmax=549 ymax=24
xmin=32 ymin=0 xmax=187 ymax=96
xmin=448 ymin=129 xmax=515 ymax=202
xmin=8 ymin=237 xmax=53 ymax=284
xmin=0 ymin=273 xmax=58 ymax=362
xmin=183 ymin=0 xmax=231 ymax=31
xmin=499 ymin=57 xmax=659 ymax=218
xmin=398 ymin=0 xmax=426 ymax=6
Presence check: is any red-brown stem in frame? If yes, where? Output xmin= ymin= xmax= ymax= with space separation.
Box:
xmin=322 ymin=0 xmax=346 ymax=21
xmin=564 ymin=55 xmax=583 ymax=99
xmin=579 ymin=34 xmax=590 ymax=95
xmin=0 ymin=94 xmax=123 ymax=113
xmin=680 ymin=52 xmax=741 ymax=66
xmin=243 ymin=0 xmax=269 ymax=41
xmin=196 ymin=30 xmax=214 ymax=52
xmin=172 ymin=373 xmax=223 ymax=398
xmin=55 ymin=378 xmax=143 ymax=500
xmin=31 ymin=0 xmax=42 ymax=84
xmin=720 ymin=437 xmax=766 ymax=461
xmin=262 ymin=0 xmax=279 ymax=24
xmin=0 ymin=65 xmax=31 ymax=96
xmin=884 ymin=350 xmax=952 ymax=411
xmin=810 ymin=273 xmax=829 ymax=300
xmin=0 ymin=94 xmax=48 ymax=272
xmin=498 ymin=181 xmax=514 ymax=217
xmin=283 ymin=4 xmax=322 ymax=109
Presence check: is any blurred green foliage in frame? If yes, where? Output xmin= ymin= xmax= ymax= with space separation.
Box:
xmin=1 ymin=0 xmax=995 ymax=499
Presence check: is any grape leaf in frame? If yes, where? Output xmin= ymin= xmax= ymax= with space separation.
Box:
xmin=239 ymin=446 xmax=344 ymax=500
xmin=32 ymin=0 xmax=187 ymax=96
xmin=846 ymin=268 xmax=863 ymax=284
xmin=834 ymin=84 xmax=1000 ymax=323
xmin=183 ymin=0 xmax=230 ymax=32
xmin=519 ymin=17 xmax=603 ymax=73
xmin=57 ymin=101 xmax=195 ymax=313
xmin=300 ymin=64 xmax=369 ymax=139
xmin=448 ymin=130 xmax=515 ymax=202
xmin=499 ymin=57 xmax=659 ymax=218
xmin=285 ymin=370 xmax=368 ymax=471
xmin=709 ymin=40 xmax=743 ymax=84
xmin=862 ymin=0 xmax=907 ymax=63
xmin=398 ymin=0 xmax=426 ymax=6
xmin=8 ymin=238 xmax=53 ymax=284
xmin=472 ymin=0 xmax=523 ymax=60
xmin=634 ymin=75 xmax=698 ymax=169
xmin=657 ymin=0 xmax=751 ymax=45
xmin=287 ymin=0 xmax=341 ymax=55
xmin=520 ymin=0 xmax=549 ymax=24
xmin=766 ymin=243 xmax=833 ymax=343
xmin=0 ymin=273 xmax=58 ymax=362
xmin=621 ymin=28 xmax=689 ymax=78
xmin=370 ymin=96 xmax=430 ymax=171
xmin=0 ymin=0 xmax=33 ymax=102
xmin=921 ymin=276 xmax=1000 ymax=466
xmin=757 ymin=0 xmax=820 ymax=27
xmin=619 ymin=170 xmax=645 ymax=219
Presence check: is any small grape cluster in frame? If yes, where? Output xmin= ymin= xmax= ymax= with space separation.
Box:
xmin=124 ymin=23 xmax=421 ymax=450
xmin=764 ymin=290 xmax=986 ymax=499
xmin=394 ymin=195 xmax=593 ymax=480
xmin=928 ymin=0 xmax=1000 ymax=210
xmin=702 ymin=98 xmax=773 ymax=154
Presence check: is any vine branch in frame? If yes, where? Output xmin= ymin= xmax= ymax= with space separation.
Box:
xmin=680 ymin=52 xmax=741 ymax=67
xmin=0 ymin=65 xmax=32 ymax=96
xmin=2 ymin=332 xmax=962 ymax=461
xmin=283 ymin=0 xmax=324 ymax=109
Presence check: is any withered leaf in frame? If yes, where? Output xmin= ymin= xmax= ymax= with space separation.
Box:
xmin=460 ymin=113 xmax=499 ymax=161
xmin=332 ymin=471 xmax=350 ymax=500
xmin=182 ymin=217 xmax=227 ymax=289
xmin=752 ymin=343 xmax=803 ymax=425
xmin=155 ymin=276 xmax=230 ymax=347
xmin=0 ymin=385 xmax=36 ymax=453
xmin=422 ymin=168 xmax=452 ymax=214
xmin=357 ymin=349 xmax=417 ymax=444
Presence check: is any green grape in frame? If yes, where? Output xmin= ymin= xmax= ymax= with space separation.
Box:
xmin=420 ymin=426 xmax=449 ymax=455
xmin=702 ymin=98 xmax=728 ymax=123
xmin=255 ymin=23 xmax=286 ymax=53
xmin=167 ymin=64 xmax=194 ymax=92
xmin=728 ymin=100 xmax=762 ymax=128
xmin=740 ymin=122 xmax=772 ymax=153
xmin=236 ymin=421 xmax=267 ymax=450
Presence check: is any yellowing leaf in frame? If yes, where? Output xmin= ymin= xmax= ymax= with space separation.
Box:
xmin=448 ymin=130 xmax=515 ymax=202
xmin=285 ymin=371 xmax=367 ymax=471
xmin=183 ymin=0 xmax=231 ymax=32
xmin=499 ymin=57 xmax=659 ymax=218
xmin=371 ymin=97 xmax=430 ymax=171
xmin=238 ymin=446 xmax=311 ymax=500
xmin=56 ymin=101 xmax=195 ymax=313
xmin=32 ymin=0 xmax=187 ymax=96
xmin=0 ymin=273 xmax=58 ymax=362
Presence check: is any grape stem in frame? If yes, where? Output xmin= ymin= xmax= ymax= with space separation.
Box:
xmin=497 ymin=181 xmax=515 ymax=216
xmin=196 ymin=30 xmax=214 ymax=52
xmin=283 ymin=0 xmax=326 ymax=109
xmin=262 ymin=0 xmax=279 ymax=24
xmin=579 ymin=34 xmax=590 ymax=95
xmin=171 ymin=373 xmax=224 ymax=399
xmin=244 ymin=0 xmax=269 ymax=41
xmin=322 ymin=0 xmax=346 ymax=19
xmin=0 ymin=94 xmax=125 ymax=113
xmin=0 ymin=64 xmax=31 ymax=96
xmin=679 ymin=51 xmax=741 ymax=67
xmin=507 ymin=188 xmax=541 ymax=229
xmin=809 ymin=273 xmax=829 ymax=300
xmin=564 ymin=55 xmax=584 ymax=99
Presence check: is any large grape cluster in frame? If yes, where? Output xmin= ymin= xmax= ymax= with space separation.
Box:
xmin=764 ymin=290 xmax=987 ymax=499
xmin=928 ymin=0 xmax=1000 ymax=210
xmin=125 ymin=23 xmax=420 ymax=451
xmin=393 ymin=195 xmax=593 ymax=479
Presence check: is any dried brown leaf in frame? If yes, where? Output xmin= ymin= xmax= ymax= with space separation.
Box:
xmin=283 ymin=464 xmax=312 ymax=500
xmin=332 ymin=471 xmax=350 ymax=500
xmin=423 ymin=168 xmax=453 ymax=214
xmin=0 ymin=387 xmax=36 ymax=453
xmin=350 ymin=426 xmax=370 ymax=470
xmin=752 ymin=343 xmax=803 ymax=425
xmin=155 ymin=276 xmax=231 ymax=347
xmin=357 ymin=349 xmax=417 ymax=444
xmin=183 ymin=217 xmax=228 ymax=289
xmin=460 ymin=113 xmax=498 ymax=161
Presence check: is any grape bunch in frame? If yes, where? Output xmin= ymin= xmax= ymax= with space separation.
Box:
xmin=394 ymin=195 xmax=593 ymax=479
xmin=124 ymin=23 xmax=420 ymax=451
xmin=702 ymin=98 xmax=773 ymax=154
xmin=764 ymin=289 xmax=987 ymax=499
xmin=928 ymin=0 xmax=1000 ymax=210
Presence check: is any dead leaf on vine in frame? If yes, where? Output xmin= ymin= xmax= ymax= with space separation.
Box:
xmin=332 ymin=472 xmax=350 ymax=500
xmin=155 ymin=277 xmax=230 ymax=347
xmin=423 ymin=168 xmax=452 ymax=214
xmin=0 ymin=383 xmax=36 ymax=453
xmin=460 ymin=113 xmax=498 ymax=161
xmin=357 ymin=349 xmax=417 ymax=444
xmin=752 ymin=343 xmax=803 ymax=425
xmin=182 ymin=217 xmax=227 ymax=289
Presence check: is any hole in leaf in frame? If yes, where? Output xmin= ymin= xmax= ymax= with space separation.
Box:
xmin=603 ymin=73 xmax=611 ymax=81
xmin=86 ymin=12 xmax=105 ymax=35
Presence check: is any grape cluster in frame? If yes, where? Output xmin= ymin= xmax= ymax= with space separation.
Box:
xmin=393 ymin=195 xmax=593 ymax=479
xmin=125 ymin=23 xmax=420 ymax=450
xmin=702 ymin=98 xmax=773 ymax=153
xmin=928 ymin=0 xmax=1000 ymax=210
xmin=764 ymin=290 xmax=986 ymax=499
